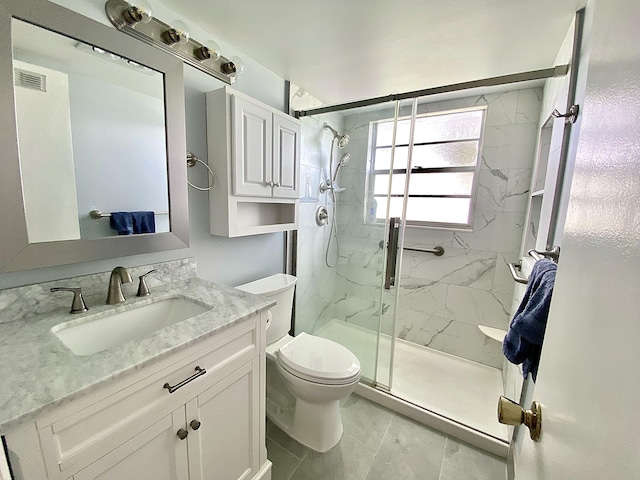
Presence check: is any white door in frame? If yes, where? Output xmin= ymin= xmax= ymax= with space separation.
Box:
xmin=272 ymin=113 xmax=300 ymax=199
xmin=232 ymin=95 xmax=273 ymax=197
xmin=513 ymin=0 xmax=640 ymax=478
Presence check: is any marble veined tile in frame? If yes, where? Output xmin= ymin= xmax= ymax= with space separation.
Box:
xmin=492 ymin=253 xmax=519 ymax=296
xmin=481 ymin=337 xmax=504 ymax=369
xmin=445 ymin=285 xmax=512 ymax=328
xmin=482 ymin=123 xmax=538 ymax=169
xmin=477 ymin=165 xmax=508 ymax=212
xmin=395 ymin=309 xmax=455 ymax=347
xmin=426 ymin=319 xmax=486 ymax=363
xmin=516 ymin=88 xmax=543 ymax=125
xmin=406 ymin=248 xmax=497 ymax=291
xmin=458 ymin=211 xmax=526 ymax=255
xmin=396 ymin=279 xmax=448 ymax=317
xmin=504 ymin=168 xmax=532 ymax=213
xmin=482 ymin=90 xmax=519 ymax=127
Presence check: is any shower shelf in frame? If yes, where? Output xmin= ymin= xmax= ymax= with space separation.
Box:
xmin=478 ymin=325 xmax=507 ymax=343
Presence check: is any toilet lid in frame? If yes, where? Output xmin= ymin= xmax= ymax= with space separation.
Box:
xmin=277 ymin=333 xmax=361 ymax=385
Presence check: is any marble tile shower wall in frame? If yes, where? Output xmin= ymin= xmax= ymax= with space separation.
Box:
xmin=294 ymin=112 xmax=345 ymax=335
xmin=334 ymin=88 xmax=542 ymax=368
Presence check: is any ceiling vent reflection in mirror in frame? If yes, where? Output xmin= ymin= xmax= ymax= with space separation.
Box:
xmin=105 ymin=0 xmax=244 ymax=84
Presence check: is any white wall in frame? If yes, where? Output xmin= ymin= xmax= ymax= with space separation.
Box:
xmin=0 ymin=0 xmax=288 ymax=290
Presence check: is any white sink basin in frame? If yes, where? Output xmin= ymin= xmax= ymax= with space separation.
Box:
xmin=52 ymin=297 xmax=210 ymax=356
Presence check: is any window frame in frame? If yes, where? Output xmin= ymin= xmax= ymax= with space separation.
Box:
xmin=366 ymin=105 xmax=487 ymax=231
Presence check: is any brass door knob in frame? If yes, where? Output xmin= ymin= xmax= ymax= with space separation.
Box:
xmin=177 ymin=428 xmax=189 ymax=440
xmin=190 ymin=419 xmax=201 ymax=430
xmin=497 ymin=396 xmax=542 ymax=441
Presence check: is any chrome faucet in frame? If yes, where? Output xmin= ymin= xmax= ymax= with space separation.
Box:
xmin=106 ymin=266 xmax=133 ymax=305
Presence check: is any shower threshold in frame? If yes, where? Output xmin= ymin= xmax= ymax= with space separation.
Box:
xmin=315 ymin=319 xmax=509 ymax=457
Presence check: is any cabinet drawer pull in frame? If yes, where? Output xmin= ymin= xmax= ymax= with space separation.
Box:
xmin=177 ymin=428 xmax=188 ymax=440
xmin=163 ymin=366 xmax=207 ymax=393
xmin=190 ymin=419 xmax=201 ymax=430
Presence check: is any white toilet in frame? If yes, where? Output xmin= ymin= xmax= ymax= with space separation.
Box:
xmin=236 ymin=274 xmax=361 ymax=452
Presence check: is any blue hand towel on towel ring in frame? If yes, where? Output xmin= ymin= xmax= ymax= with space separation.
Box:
xmin=131 ymin=211 xmax=156 ymax=234
xmin=502 ymin=258 xmax=557 ymax=381
xmin=109 ymin=212 xmax=133 ymax=235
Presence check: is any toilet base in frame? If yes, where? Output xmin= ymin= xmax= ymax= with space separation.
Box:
xmin=267 ymin=398 xmax=343 ymax=453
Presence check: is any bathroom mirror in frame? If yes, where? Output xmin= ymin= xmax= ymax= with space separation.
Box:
xmin=0 ymin=0 xmax=189 ymax=272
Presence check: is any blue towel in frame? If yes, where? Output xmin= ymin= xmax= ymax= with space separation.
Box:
xmin=109 ymin=212 xmax=133 ymax=235
xmin=502 ymin=258 xmax=557 ymax=381
xmin=131 ymin=211 xmax=156 ymax=234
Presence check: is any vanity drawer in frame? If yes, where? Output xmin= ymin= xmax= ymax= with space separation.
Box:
xmin=35 ymin=315 xmax=259 ymax=478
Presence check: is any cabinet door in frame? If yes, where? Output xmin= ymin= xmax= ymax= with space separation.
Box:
xmin=232 ymin=95 xmax=273 ymax=197
xmin=73 ymin=409 xmax=189 ymax=480
xmin=272 ymin=113 xmax=300 ymax=199
xmin=186 ymin=359 xmax=260 ymax=480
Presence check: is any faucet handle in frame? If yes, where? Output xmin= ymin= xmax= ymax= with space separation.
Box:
xmin=137 ymin=269 xmax=157 ymax=297
xmin=50 ymin=287 xmax=89 ymax=314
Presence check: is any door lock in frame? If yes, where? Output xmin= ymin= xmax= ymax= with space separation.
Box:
xmin=497 ymin=396 xmax=542 ymax=441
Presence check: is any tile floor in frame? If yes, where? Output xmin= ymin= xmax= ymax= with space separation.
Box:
xmin=266 ymin=394 xmax=506 ymax=480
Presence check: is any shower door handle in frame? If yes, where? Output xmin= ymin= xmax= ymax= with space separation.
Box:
xmin=384 ymin=217 xmax=401 ymax=290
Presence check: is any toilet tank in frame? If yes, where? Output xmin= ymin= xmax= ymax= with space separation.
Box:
xmin=236 ymin=274 xmax=297 ymax=345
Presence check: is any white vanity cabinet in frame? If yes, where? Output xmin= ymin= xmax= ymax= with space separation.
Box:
xmin=4 ymin=314 xmax=270 ymax=480
xmin=207 ymin=87 xmax=300 ymax=237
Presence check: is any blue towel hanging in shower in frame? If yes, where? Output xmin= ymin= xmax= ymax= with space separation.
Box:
xmin=502 ymin=258 xmax=557 ymax=381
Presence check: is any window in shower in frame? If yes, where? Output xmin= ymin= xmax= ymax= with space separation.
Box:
xmin=367 ymin=105 xmax=486 ymax=229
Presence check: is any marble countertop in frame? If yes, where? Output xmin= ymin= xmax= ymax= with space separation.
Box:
xmin=0 ymin=277 xmax=274 ymax=434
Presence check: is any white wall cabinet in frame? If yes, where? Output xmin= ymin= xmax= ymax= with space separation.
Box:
xmin=4 ymin=315 xmax=270 ymax=480
xmin=208 ymin=87 xmax=300 ymax=237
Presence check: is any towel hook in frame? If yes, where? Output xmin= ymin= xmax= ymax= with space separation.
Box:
xmin=187 ymin=153 xmax=215 ymax=191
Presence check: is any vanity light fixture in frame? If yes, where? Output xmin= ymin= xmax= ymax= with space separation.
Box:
xmin=105 ymin=0 xmax=242 ymax=84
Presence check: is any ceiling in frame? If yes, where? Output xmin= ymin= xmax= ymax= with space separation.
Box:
xmin=162 ymin=0 xmax=581 ymax=105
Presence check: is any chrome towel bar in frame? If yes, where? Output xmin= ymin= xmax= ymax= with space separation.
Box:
xmin=528 ymin=246 xmax=560 ymax=262
xmin=509 ymin=261 xmax=529 ymax=284
xmin=90 ymin=209 xmax=169 ymax=219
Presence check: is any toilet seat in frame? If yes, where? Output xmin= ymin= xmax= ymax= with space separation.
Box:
xmin=276 ymin=333 xmax=361 ymax=385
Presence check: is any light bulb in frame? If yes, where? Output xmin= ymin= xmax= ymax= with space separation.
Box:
xmin=194 ymin=40 xmax=220 ymax=61
xmin=163 ymin=20 xmax=190 ymax=45
xmin=230 ymin=56 xmax=244 ymax=75
xmin=221 ymin=56 xmax=244 ymax=76
xmin=123 ymin=0 xmax=153 ymax=25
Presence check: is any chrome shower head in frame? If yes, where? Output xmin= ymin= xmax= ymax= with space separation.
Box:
xmin=332 ymin=153 xmax=351 ymax=183
xmin=323 ymin=122 xmax=350 ymax=149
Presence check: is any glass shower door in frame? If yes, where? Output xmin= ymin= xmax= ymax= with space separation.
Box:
xmin=298 ymin=101 xmax=404 ymax=389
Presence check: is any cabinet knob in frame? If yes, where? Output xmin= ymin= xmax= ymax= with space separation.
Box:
xmin=176 ymin=428 xmax=189 ymax=440
xmin=274 ymin=182 xmax=280 ymax=188
xmin=190 ymin=419 xmax=201 ymax=430
xmin=266 ymin=181 xmax=274 ymax=187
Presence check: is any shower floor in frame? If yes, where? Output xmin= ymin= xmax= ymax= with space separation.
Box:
xmin=315 ymin=319 xmax=508 ymax=441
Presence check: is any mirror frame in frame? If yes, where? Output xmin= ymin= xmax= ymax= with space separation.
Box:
xmin=0 ymin=0 xmax=189 ymax=273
